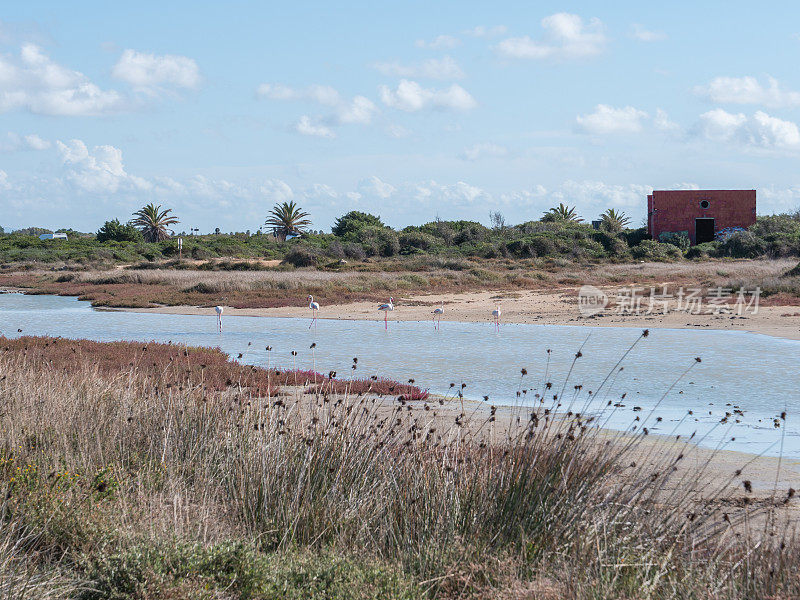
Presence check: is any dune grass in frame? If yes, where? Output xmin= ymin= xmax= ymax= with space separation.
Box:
xmin=0 ymin=334 xmax=796 ymax=598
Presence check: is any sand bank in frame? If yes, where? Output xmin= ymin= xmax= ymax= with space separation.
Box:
xmin=118 ymin=288 xmax=800 ymax=341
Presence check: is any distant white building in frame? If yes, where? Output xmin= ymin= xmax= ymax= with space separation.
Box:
xmin=39 ymin=233 xmax=68 ymax=240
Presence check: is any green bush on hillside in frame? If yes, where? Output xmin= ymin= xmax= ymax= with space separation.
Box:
xmin=96 ymin=219 xmax=143 ymax=243
xmin=331 ymin=211 xmax=387 ymax=238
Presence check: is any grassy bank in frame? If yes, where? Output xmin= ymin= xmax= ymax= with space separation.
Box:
xmin=0 ymin=335 xmax=796 ymax=598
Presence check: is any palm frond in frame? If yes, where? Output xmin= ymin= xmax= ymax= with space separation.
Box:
xmin=131 ymin=203 xmax=180 ymax=242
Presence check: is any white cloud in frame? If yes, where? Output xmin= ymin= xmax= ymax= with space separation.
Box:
xmin=256 ymin=83 xmax=294 ymax=100
xmin=757 ymin=185 xmax=800 ymax=213
xmin=56 ymin=138 xmax=151 ymax=193
xmin=357 ymin=175 xmax=396 ymax=199
xmin=23 ymin=134 xmax=50 ymax=150
xmin=694 ymin=76 xmax=800 ymax=108
xmin=335 ymin=95 xmax=378 ymax=124
xmin=414 ymin=35 xmax=460 ymax=50
xmin=654 ymin=108 xmax=679 ymax=132
xmin=303 ymin=183 xmax=339 ymax=201
xmin=256 ymin=83 xmax=340 ymax=105
xmin=185 ymin=175 xmax=250 ymax=201
xmin=0 ymin=43 xmax=125 ymax=116
xmin=495 ymin=13 xmax=606 ymax=60
xmin=379 ymin=79 xmax=476 ymax=112
xmin=385 ymin=124 xmax=411 ymax=138
xmin=551 ymin=181 xmax=654 ymax=210
xmin=463 ymin=25 xmax=507 ymax=38
xmin=111 ymin=49 xmax=201 ymax=94
xmin=260 ymin=179 xmax=294 ymax=203
xmin=460 ymin=142 xmax=508 ymax=161
xmin=576 ymin=104 xmax=648 ymax=134
xmin=694 ymin=109 xmax=800 ymax=149
xmin=631 ymin=24 xmax=667 ymax=42
xmin=497 ymin=186 xmax=548 ymax=206
xmin=410 ymin=180 xmax=488 ymax=206
xmin=257 ymin=83 xmax=377 ymax=128
xmin=372 ymin=56 xmax=464 ymax=80
xmin=152 ymin=176 xmax=186 ymax=195
xmin=294 ymin=116 xmax=335 ymax=138
xmin=0 ymin=132 xmax=51 ymax=152
xmin=0 ymin=170 xmax=9 ymax=191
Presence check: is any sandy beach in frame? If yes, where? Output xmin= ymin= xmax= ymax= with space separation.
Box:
xmin=118 ymin=288 xmax=800 ymax=341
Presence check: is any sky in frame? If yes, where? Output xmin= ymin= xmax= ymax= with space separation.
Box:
xmin=2 ymin=1 xmax=800 ymax=233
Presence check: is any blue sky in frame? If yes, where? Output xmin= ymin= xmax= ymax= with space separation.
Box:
xmin=2 ymin=1 xmax=800 ymax=233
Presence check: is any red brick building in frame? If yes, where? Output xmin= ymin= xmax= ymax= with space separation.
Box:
xmin=647 ymin=190 xmax=756 ymax=245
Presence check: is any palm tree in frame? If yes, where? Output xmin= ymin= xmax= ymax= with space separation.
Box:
xmin=542 ymin=203 xmax=583 ymax=223
xmin=131 ymin=204 xmax=180 ymax=242
xmin=265 ymin=201 xmax=311 ymax=241
xmin=599 ymin=208 xmax=631 ymax=232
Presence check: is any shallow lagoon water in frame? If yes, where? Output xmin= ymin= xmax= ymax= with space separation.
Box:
xmin=1 ymin=292 xmax=799 ymax=458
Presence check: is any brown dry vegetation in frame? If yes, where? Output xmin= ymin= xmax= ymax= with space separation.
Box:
xmin=0 ymin=335 xmax=798 ymax=598
xmin=2 ymin=257 xmax=799 ymax=309
xmin=0 ymin=336 xmax=427 ymax=400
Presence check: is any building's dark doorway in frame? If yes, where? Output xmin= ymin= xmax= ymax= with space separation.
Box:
xmin=695 ymin=218 xmax=715 ymax=244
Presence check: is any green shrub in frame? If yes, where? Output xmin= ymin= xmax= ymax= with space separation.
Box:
xmin=659 ymin=231 xmax=690 ymax=253
xmin=332 ymin=211 xmax=386 ymax=237
xmin=749 ymin=214 xmax=800 ymax=256
xmin=717 ymin=231 xmax=766 ymax=258
xmin=418 ymin=221 xmax=455 ymax=245
xmin=191 ymin=246 xmax=213 ymax=260
xmin=282 ymin=245 xmax=323 ymax=267
xmin=592 ymin=230 xmax=631 ymax=257
xmin=451 ymin=221 xmax=490 ymax=244
xmin=96 ymin=220 xmax=143 ymax=243
xmin=507 ymin=235 xmax=557 ymax=258
xmin=355 ymin=226 xmax=400 ymax=257
xmin=622 ymin=227 xmax=650 ymax=248
xmin=686 ymin=242 xmax=719 ymax=260
xmin=342 ymin=242 xmax=366 ymax=260
xmin=399 ymin=230 xmax=437 ymax=253
xmin=81 ymin=542 xmax=419 ymax=600
xmin=631 ymin=240 xmax=682 ymax=261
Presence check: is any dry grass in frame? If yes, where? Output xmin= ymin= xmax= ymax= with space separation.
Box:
xmin=0 ymin=336 xmax=428 ymax=401
xmin=3 ymin=258 xmax=798 ymax=310
xmin=0 ymin=334 xmax=798 ymax=597
xmin=0 ymin=264 xmax=517 ymax=309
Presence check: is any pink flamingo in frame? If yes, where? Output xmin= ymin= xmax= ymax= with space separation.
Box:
xmin=432 ymin=301 xmax=444 ymax=330
xmin=378 ymin=297 xmax=394 ymax=329
xmin=215 ymin=305 xmax=224 ymax=332
xmin=491 ymin=305 xmax=501 ymax=332
xmin=307 ymin=295 xmax=320 ymax=329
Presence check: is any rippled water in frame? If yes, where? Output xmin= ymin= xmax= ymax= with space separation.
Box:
xmin=1 ymin=292 xmax=799 ymax=457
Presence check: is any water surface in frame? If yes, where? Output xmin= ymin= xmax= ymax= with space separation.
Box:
xmin=1 ymin=293 xmax=798 ymax=458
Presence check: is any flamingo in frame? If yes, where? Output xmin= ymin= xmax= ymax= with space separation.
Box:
xmin=432 ymin=301 xmax=444 ymax=329
xmin=491 ymin=305 xmax=501 ymax=332
xmin=378 ymin=297 xmax=394 ymax=329
xmin=214 ymin=305 xmax=224 ymax=332
xmin=307 ymin=295 xmax=320 ymax=329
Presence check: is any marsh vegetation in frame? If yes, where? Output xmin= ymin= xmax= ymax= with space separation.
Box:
xmin=0 ymin=334 xmax=796 ymax=598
